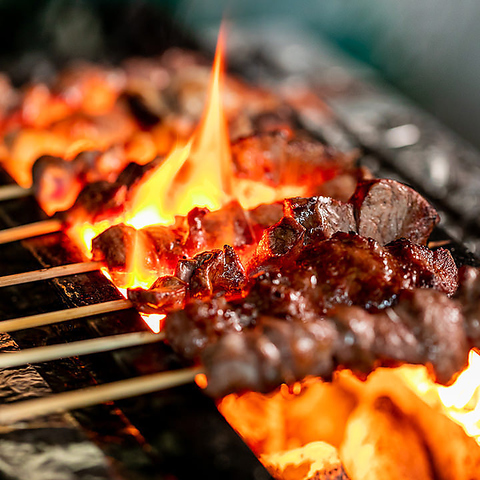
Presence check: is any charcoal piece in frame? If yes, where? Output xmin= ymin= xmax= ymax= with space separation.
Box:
xmin=184 ymin=201 xmax=255 ymax=254
xmin=247 ymin=202 xmax=284 ymax=242
xmin=128 ymin=276 xmax=186 ymax=314
xmin=455 ymin=265 xmax=480 ymax=346
xmin=187 ymin=245 xmax=247 ymax=299
xmin=350 ymin=179 xmax=439 ymax=245
xmin=386 ymin=239 xmax=458 ymax=295
xmin=283 ymin=196 xmax=356 ymax=243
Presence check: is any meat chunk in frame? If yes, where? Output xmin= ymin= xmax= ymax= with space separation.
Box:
xmin=128 ymin=276 xmax=186 ymax=314
xmin=350 ymin=179 xmax=439 ymax=245
xmin=455 ymin=265 xmax=480 ymax=346
xmin=283 ymin=196 xmax=356 ymax=243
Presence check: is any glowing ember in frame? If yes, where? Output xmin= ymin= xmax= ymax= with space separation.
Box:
xmin=399 ymin=349 xmax=480 ymax=444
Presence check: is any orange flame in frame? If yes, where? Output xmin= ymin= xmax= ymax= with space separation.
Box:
xmin=400 ymin=349 xmax=480 ymax=444
xmin=125 ymin=26 xmax=231 ymax=230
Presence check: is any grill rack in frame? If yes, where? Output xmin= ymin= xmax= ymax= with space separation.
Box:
xmin=0 ymin=20 xmax=479 ymax=480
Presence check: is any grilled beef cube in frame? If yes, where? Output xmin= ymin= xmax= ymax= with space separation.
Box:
xmin=128 ymin=276 xmax=186 ymax=314
xmin=386 ymin=239 xmax=458 ymax=295
xmin=32 ymin=155 xmax=84 ymax=214
xmin=231 ymin=132 xmax=348 ymax=188
xmin=247 ymin=202 xmax=284 ymax=242
xmin=283 ymin=196 xmax=356 ymax=243
xmin=455 ymin=265 xmax=480 ymax=345
xmin=203 ymin=317 xmax=338 ymax=397
xmin=165 ymin=296 xmax=257 ymax=360
xmin=176 ymin=245 xmax=247 ymax=299
xmin=254 ymin=232 xmax=404 ymax=317
xmin=333 ymin=289 xmax=468 ymax=384
xmin=248 ymin=216 xmax=305 ymax=275
xmin=350 ymin=179 xmax=439 ymax=245
xmin=184 ymin=201 xmax=255 ymax=254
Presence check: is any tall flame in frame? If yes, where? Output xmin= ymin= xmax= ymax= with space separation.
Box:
xmin=125 ymin=26 xmax=231 ymax=230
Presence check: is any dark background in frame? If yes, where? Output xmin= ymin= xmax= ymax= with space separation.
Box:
xmin=1 ymin=0 xmax=478 ymax=151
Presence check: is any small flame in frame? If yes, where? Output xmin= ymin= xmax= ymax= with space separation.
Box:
xmin=400 ymin=349 xmax=480 ymax=444
xmin=124 ymin=230 xmax=157 ymax=289
xmin=125 ymin=25 xmax=231 ymax=230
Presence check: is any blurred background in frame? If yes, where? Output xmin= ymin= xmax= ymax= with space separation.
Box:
xmin=0 ymin=0 xmax=478 ymax=150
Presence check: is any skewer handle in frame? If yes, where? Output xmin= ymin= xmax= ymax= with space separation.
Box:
xmin=0 ymin=219 xmax=63 ymax=244
xmin=0 ymin=185 xmax=32 ymax=202
xmin=0 ymin=366 xmax=203 ymax=425
xmin=0 ymin=331 xmax=164 ymax=369
xmin=0 ymin=261 xmax=103 ymax=288
xmin=0 ymin=299 xmax=133 ymax=332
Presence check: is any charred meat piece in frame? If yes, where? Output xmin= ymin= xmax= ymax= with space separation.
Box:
xmin=201 ymin=288 xmax=468 ymax=397
xmin=184 ymin=201 xmax=255 ymax=254
xmin=203 ymin=317 xmax=338 ymax=396
xmin=128 ymin=276 xmax=186 ymax=314
xmin=350 ymin=179 xmax=439 ymax=245
xmin=283 ymin=196 xmax=356 ymax=244
xmin=333 ymin=288 xmax=468 ymax=384
xmin=231 ymin=131 xmax=351 ymax=189
xmin=454 ymin=265 xmax=480 ymax=346
xmin=165 ymin=296 xmax=258 ymax=360
xmin=246 ymin=202 xmax=284 ymax=242
xmin=178 ymin=245 xmax=247 ymax=299
xmin=386 ymin=239 xmax=458 ymax=295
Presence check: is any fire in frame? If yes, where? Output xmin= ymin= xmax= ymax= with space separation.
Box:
xmin=125 ymin=26 xmax=231 ymax=230
xmin=399 ymin=348 xmax=480 ymax=444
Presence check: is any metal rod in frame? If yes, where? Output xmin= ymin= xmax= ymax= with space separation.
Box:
xmin=0 ymin=366 xmax=203 ymax=425
xmin=0 ymin=219 xmax=63 ymax=245
xmin=0 ymin=299 xmax=133 ymax=332
xmin=0 ymin=261 xmax=103 ymax=288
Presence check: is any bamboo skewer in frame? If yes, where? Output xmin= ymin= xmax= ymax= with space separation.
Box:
xmin=0 ymin=299 xmax=133 ymax=333
xmin=0 ymin=185 xmax=32 ymax=202
xmin=0 ymin=331 xmax=164 ymax=369
xmin=0 ymin=366 xmax=203 ymax=424
xmin=0 ymin=261 xmax=103 ymax=288
xmin=0 ymin=219 xmax=63 ymax=245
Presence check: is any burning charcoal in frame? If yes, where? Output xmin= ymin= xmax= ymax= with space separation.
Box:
xmin=128 ymin=276 xmax=186 ymax=314
xmin=247 ymin=202 xmax=284 ymax=242
xmin=184 ymin=201 xmax=255 ymax=254
xmin=386 ymin=239 xmax=458 ymax=295
xmin=455 ymin=265 xmax=480 ymax=345
xmin=340 ymin=396 xmax=434 ymax=480
xmin=260 ymin=441 xmax=350 ymax=480
xmin=350 ymin=179 xmax=439 ymax=245
xmin=283 ymin=196 xmax=355 ymax=243
xmin=202 ymin=317 xmax=338 ymax=397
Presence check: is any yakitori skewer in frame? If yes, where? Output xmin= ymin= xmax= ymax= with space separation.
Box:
xmin=0 ymin=366 xmax=202 ymax=425
xmin=0 ymin=299 xmax=132 ymax=333
xmin=0 ymin=185 xmax=32 ymax=202
xmin=0 ymin=261 xmax=102 ymax=287
xmin=0 ymin=219 xmax=62 ymax=245
xmin=0 ymin=331 xmax=164 ymax=369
